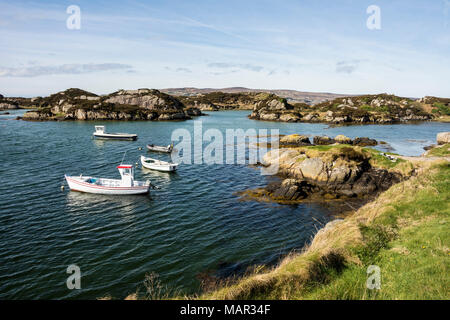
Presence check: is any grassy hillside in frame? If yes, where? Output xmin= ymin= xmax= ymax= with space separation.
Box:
xmin=200 ymin=158 xmax=449 ymax=300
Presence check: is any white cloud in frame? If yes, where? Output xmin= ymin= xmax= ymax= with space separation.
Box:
xmin=0 ymin=63 xmax=133 ymax=77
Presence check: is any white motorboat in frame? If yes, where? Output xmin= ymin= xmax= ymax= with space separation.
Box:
xmin=141 ymin=156 xmax=178 ymax=172
xmin=93 ymin=126 xmax=138 ymax=141
xmin=146 ymin=143 xmax=173 ymax=153
xmin=65 ymin=165 xmax=150 ymax=195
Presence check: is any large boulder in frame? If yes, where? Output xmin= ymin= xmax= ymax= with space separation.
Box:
xmin=75 ymin=109 xmax=87 ymax=120
xmin=279 ymin=113 xmax=301 ymax=122
xmin=258 ymin=112 xmax=279 ymax=121
xmin=437 ymin=132 xmax=450 ymax=145
xmin=303 ymin=113 xmax=319 ymax=121
xmin=158 ymin=112 xmax=188 ymax=121
xmin=105 ymin=90 xmax=183 ymax=111
xmin=21 ymin=111 xmax=42 ymax=120
xmin=266 ymin=98 xmax=287 ymax=110
xmin=259 ymin=146 xmax=406 ymax=202
xmin=313 ymin=135 xmax=335 ymax=145
xmin=269 ymin=179 xmax=309 ymax=201
xmin=280 ymin=134 xmax=311 ymax=146
xmin=334 ymin=135 xmax=352 ymax=144
xmin=0 ymin=102 xmax=19 ymax=110
xmin=353 ymin=137 xmax=377 ymax=146
xmin=248 ymin=95 xmax=293 ymax=121
xmin=298 ymin=158 xmax=328 ymax=182
xmin=184 ymin=108 xmax=203 ymax=116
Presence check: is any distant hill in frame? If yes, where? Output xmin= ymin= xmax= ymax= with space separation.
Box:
xmin=160 ymin=87 xmax=348 ymax=105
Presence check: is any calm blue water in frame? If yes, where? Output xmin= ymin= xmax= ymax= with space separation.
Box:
xmin=0 ymin=110 xmax=448 ymax=299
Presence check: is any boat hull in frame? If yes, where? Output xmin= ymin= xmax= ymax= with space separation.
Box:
xmin=93 ymin=133 xmax=138 ymax=141
xmin=146 ymin=144 xmax=172 ymax=153
xmin=141 ymin=156 xmax=178 ymax=172
xmin=65 ymin=175 xmax=149 ymax=195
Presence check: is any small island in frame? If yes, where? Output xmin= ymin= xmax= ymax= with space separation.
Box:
xmin=249 ymin=94 xmax=448 ymax=124
xmin=160 ymin=90 xmax=450 ymax=124
xmin=19 ymin=88 xmax=204 ymax=121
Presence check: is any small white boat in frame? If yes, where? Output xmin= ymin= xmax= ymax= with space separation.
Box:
xmin=93 ymin=126 xmax=137 ymax=141
xmin=146 ymin=143 xmax=173 ymax=153
xmin=141 ymin=156 xmax=178 ymax=172
xmin=65 ymin=165 xmax=150 ymax=195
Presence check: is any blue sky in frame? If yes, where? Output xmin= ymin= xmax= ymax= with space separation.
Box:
xmin=0 ymin=0 xmax=449 ymax=97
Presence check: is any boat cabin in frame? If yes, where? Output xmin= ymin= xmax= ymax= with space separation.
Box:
xmin=117 ymin=165 xmax=134 ymax=187
xmin=95 ymin=126 xmax=105 ymax=134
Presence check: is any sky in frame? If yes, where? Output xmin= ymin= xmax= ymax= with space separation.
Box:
xmin=0 ymin=0 xmax=449 ymax=97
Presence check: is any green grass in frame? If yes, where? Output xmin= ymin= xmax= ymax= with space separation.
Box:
xmin=360 ymin=104 xmax=373 ymax=112
xmin=361 ymin=147 xmax=414 ymax=175
xmin=427 ymin=144 xmax=450 ymax=157
xmin=301 ymin=162 xmax=449 ymax=299
xmin=285 ymin=144 xmax=412 ymax=173
xmin=432 ymin=102 xmax=450 ymax=116
xmin=200 ymin=161 xmax=449 ymax=300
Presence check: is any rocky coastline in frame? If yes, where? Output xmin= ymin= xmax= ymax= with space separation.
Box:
xmin=249 ymin=94 xmax=438 ymax=124
xmin=0 ymin=94 xmax=20 ymax=111
xmin=174 ymin=91 xmax=446 ymax=124
xmin=6 ymin=89 xmax=449 ymax=124
xmin=20 ymin=88 xmax=204 ymax=121
xmin=242 ymin=134 xmax=413 ymax=204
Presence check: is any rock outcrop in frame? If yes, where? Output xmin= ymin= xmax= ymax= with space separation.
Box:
xmin=21 ymin=88 xmax=203 ymax=121
xmin=312 ymin=135 xmax=377 ymax=146
xmin=0 ymin=94 xmax=21 ymax=110
xmin=253 ymin=145 xmax=407 ymax=202
xmin=352 ymin=137 xmax=377 ymax=146
xmin=334 ymin=135 xmax=352 ymax=144
xmin=418 ymin=96 xmax=450 ymax=118
xmin=248 ymin=93 xmax=435 ymax=124
xmin=249 ymin=96 xmax=302 ymax=122
xmin=313 ymin=136 xmax=335 ymax=145
xmin=437 ymin=132 xmax=450 ymax=145
xmin=280 ymin=134 xmax=311 ymax=146
xmin=300 ymin=94 xmax=433 ymax=124
xmin=0 ymin=102 xmax=19 ymax=110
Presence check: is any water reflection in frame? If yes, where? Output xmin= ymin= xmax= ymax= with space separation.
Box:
xmin=65 ymin=191 xmax=151 ymax=217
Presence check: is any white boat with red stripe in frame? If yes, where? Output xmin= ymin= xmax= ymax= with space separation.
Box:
xmin=65 ymin=165 xmax=150 ymax=195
